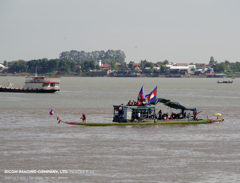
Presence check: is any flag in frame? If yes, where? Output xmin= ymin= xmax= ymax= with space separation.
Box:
xmin=50 ymin=108 xmax=55 ymax=115
xmin=137 ymin=86 xmax=146 ymax=102
xmin=145 ymin=86 xmax=157 ymax=104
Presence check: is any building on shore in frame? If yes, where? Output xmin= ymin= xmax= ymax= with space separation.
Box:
xmin=95 ymin=60 xmax=102 ymax=67
xmin=165 ymin=63 xmax=192 ymax=75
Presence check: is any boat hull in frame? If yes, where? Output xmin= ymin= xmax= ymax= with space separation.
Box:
xmin=217 ymin=81 xmax=233 ymax=83
xmin=75 ymin=121 xmax=209 ymax=126
xmin=58 ymin=119 xmax=224 ymax=126
xmin=0 ymin=87 xmax=59 ymax=93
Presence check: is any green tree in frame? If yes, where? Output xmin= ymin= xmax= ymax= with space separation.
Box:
xmin=145 ymin=62 xmax=154 ymax=69
xmin=82 ymin=60 xmax=96 ymax=72
xmin=214 ymin=62 xmax=227 ymax=72
xmin=41 ymin=58 xmax=49 ymax=73
xmin=209 ymin=56 xmax=217 ymax=66
xmin=9 ymin=61 xmax=28 ymax=73
xmin=163 ymin=60 xmax=169 ymax=65
xmin=140 ymin=60 xmax=148 ymax=69
xmin=3 ymin=60 xmax=8 ymax=67
xmin=128 ymin=61 xmax=134 ymax=70
xmin=148 ymin=68 xmax=154 ymax=73
xmin=59 ymin=59 xmax=68 ymax=72
xmin=161 ymin=65 xmax=166 ymax=73
xmin=110 ymin=60 xmax=116 ymax=70
xmin=59 ymin=49 xmax=126 ymax=64
xmin=48 ymin=59 xmax=59 ymax=72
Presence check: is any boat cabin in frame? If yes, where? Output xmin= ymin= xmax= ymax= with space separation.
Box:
xmin=24 ymin=76 xmax=60 ymax=90
xmin=113 ymin=105 xmax=156 ymax=123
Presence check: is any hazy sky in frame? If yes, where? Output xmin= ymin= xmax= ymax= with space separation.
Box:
xmin=1 ymin=0 xmax=240 ymax=64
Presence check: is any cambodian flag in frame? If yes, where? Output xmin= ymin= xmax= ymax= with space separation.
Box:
xmin=50 ymin=108 xmax=55 ymax=115
xmin=145 ymin=86 xmax=157 ymax=104
xmin=137 ymin=86 xmax=146 ymax=102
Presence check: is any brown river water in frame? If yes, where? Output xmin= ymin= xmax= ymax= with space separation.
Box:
xmin=0 ymin=77 xmax=240 ymax=182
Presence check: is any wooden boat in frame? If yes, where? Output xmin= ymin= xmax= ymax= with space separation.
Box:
xmin=57 ymin=117 xmax=223 ymax=126
xmin=57 ymin=93 xmax=224 ymax=126
xmin=217 ymin=80 xmax=233 ymax=83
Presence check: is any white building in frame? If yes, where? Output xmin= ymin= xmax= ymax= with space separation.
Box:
xmin=166 ymin=64 xmax=193 ymax=75
xmin=95 ymin=60 xmax=102 ymax=67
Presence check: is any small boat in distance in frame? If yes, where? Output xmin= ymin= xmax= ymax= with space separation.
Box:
xmin=217 ymin=80 xmax=233 ymax=83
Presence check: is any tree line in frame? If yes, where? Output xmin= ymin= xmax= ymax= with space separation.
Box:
xmin=5 ymin=58 xmax=76 ymax=75
xmin=3 ymin=58 xmax=168 ymax=75
xmin=208 ymin=56 xmax=240 ymax=72
xmin=1 ymin=55 xmax=240 ymax=75
xmin=59 ymin=49 xmax=126 ymax=65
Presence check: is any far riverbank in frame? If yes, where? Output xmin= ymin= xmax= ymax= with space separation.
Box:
xmin=0 ymin=71 xmax=239 ymax=78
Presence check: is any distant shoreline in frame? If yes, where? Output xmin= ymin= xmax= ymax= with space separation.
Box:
xmin=0 ymin=72 xmax=238 ymax=78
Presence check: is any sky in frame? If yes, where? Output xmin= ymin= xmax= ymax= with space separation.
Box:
xmin=1 ymin=0 xmax=240 ymax=64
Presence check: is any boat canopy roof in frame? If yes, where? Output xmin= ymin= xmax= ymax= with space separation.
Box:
xmin=149 ymin=98 xmax=197 ymax=111
xmin=113 ymin=105 xmax=156 ymax=109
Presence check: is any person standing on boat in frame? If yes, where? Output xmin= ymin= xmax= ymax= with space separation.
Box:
xmin=193 ymin=110 xmax=199 ymax=121
xmin=81 ymin=113 xmax=86 ymax=122
xmin=137 ymin=111 xmax=141 ymax=119
xmin=188 ymin=113 xmax=191 ymax=121
xmin=181 ymin=109 xmax=185 ymax=118
xmin=158 ymin=110 xmax=162 ymax=120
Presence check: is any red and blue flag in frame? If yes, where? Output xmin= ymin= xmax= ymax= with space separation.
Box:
xmin=138 ymin=86 xmax=146 ymax=102
xmin=145 ymin=86 xmax=157 ymax=104
xmin=50 ymin=108 xmax=55 ymax=115
xmin=137 ymin=86 xmax=146 ymax=102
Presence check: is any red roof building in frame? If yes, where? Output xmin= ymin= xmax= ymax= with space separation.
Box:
xmin=133 ymin=63 xmax=140 ymax=67
xmin=196 ymin=63 xmax=206 ymax=67
xmin=101 ymin=63 xmax=110 ymax=71
xmin=206 ymin=73 xmax=215 ymax=78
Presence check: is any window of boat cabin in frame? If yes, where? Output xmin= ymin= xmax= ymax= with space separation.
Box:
xmin=42 ymin=83 xmax=50 ymax=87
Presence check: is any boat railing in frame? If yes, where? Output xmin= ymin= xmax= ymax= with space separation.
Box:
xmin=25 ymin=79 xmax=60 ymax=83
xmin=23 ymin=86 xmax=60 ymax=90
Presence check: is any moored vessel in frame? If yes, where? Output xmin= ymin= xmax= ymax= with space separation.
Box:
xmin=0 ymin=76 xmax=61 ymax=93
xmin=0 ymin=67 xmax=61 ymax=93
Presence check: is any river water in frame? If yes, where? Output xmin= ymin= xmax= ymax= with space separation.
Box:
xmin=1 ymin=77 xmax=240 ymax=182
